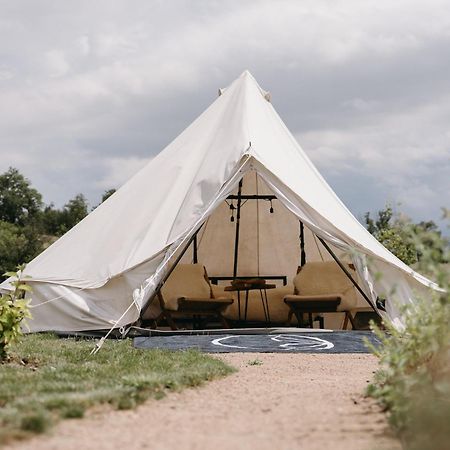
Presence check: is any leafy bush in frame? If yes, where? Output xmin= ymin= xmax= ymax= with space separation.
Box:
xmin=364 ymin=205 xmax=448 ymax=266
xmin=367 ymin=211 xmax=450 ymax=450
xmin=0 ymin=265 xmax=32 ymax=360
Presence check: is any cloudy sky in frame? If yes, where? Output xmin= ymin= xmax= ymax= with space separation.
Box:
xmin=1 ymin=0 xmax=449 ymax=230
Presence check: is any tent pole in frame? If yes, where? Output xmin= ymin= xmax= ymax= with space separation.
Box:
xmin=317 ymin=236 xmax=377 ymax=312
xmin=232 ymin=179 xmax=243 ymax=278
xmin=139 ymin=225 xmax=203 ymax=320
xmin=193 ymin=234 xmax=198 ymax=264
xmin=299 ymin=221 xmax=306 ymax=267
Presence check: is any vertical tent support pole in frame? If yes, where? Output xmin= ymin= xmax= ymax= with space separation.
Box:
xmin=299 ymin=221 xmax=306 ymax=267
xmin=316 ymin=236 xmax=377 ymax=312
xmin=139 ymin=224 xmax=203 ymax=320
xmin=232 ymin=179 xmax=243 ymax=279
xmin=193 ymin=234 xmax=198 ymax=264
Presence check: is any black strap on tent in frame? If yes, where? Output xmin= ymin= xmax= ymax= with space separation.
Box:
xmin=299 ymin=221 xmax=306 ymax=267
xmin=232 ymin=179 xmax=243 ymax=278
xmin=317 ymin=236 xmax=377 ymax=312
xmin=193 ymin=234 xmax=198 ymax=264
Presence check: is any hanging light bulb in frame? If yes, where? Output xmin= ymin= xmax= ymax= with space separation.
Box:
xmin=269 ymin=199 xmax=274 ymax=214
xmin=230 ymin=202 xmax=235 ymax=222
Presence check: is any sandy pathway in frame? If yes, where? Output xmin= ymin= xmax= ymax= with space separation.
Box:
xmin=6 ymin=354 xmax=400 ymax=450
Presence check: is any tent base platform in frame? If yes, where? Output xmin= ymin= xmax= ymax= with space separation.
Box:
xmin=133 ymin=330 xmax=380 ymax=353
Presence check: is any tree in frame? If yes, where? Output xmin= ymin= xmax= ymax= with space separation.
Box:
xmin=0 ymin=221 xmax=42 ymax=277
xmin=40 ymin=195 xmax=90 ymax=236
xmin=0 ymin=170 xmax=92 ymax=276
xmin=0 ymin=168 xmax=42 ymax=226
xmin=59 ymin=194 xmax=88 ymax=233
xmin=101 ymin=189 xmax=116 ymax=203
xmin=41 ymin=203 xmax=64 ymax=236
xmin=364 ymin=205 xmax=418 ymax=265
xmin=410 ymin=218 xmax=449 ymax=268
xmin=92 ymin=188 xmax=116 ymax=210
xmin=364 ymin=206 xmax=393 ymax=235
xmin=364 ymin=205 xmax=448 ymax=267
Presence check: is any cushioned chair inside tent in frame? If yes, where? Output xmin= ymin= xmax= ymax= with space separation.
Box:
xmin=153 ymin=264 xmax=234 ymax=330
xmin=283 ymin=261 xmax=358 ymax=329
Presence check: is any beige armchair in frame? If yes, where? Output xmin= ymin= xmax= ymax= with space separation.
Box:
xmin=283 ymin=261 xmax=358 ymax=329
xmin=153 ymin=264 xmax=234 ymax=330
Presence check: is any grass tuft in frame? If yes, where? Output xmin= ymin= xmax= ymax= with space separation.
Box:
xmin=247 ymin=358 xmax=263 ymax=366
xmin=20 ymin=413 xmax=51 ymax=434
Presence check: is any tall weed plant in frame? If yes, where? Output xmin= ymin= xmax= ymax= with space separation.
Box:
xmin=0 ymin=265 xmax=31 ymax=360
xmin=367 ymin=210 xmax=450 ymax=450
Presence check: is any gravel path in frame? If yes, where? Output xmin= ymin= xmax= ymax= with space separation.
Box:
xmin=6 ymin=354 xmax=400 ymax=450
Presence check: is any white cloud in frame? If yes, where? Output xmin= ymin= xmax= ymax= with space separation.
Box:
xmin=0 ymin=66 xmax=13 ymax=81
xmin=76 ymin=35 xmax=91 ymax=56
xmin=342 ymin=98 xmax=380 ymax=112
xmin=96 ymin=156 xmax=152 ymax=191
xmin=0 ymin=0 xmax=448 ymax=227
xmin=44 ymin=50 xmax=70 ymax=78
xmin=297 ymin=93 xmax=450 ymax=224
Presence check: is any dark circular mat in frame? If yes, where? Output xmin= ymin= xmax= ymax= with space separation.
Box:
xmin=133 ymin=331 xmax=380 ymax=353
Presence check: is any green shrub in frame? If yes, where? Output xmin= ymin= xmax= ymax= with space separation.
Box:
xmin=0 ymin=265 xmax=32 ymax=360
xmin=61 ymin=404 xmax=85 ymax=419
xmin=367 ymin=211 xmax=450 ymax=450
xmin=20 ymin=412 xmax=51 ymax=433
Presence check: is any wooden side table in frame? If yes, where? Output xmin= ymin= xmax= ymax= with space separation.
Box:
xmin=224 ymin=281 xmax=276 ymax=324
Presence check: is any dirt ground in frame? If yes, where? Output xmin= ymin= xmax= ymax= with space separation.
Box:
xmin=5 ymin=353 xmax=400 ymax=450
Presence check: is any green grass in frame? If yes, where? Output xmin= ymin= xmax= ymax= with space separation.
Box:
xmin=247 ymin=358 xmax=263 ymax=366
xmin=0 ymin=334 xmax=235 ymax=445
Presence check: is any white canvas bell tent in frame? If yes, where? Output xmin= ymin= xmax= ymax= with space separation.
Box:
xmin=1 ymin=70 xmax=437 ymax=333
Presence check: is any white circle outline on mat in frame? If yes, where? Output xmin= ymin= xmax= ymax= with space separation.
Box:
xmin=210 ymin=334 xmax=334 ymax=351
xmin=211 ymin=335 xmax=247 ymax=349
xmin=270 ymin=334 xmax=334 ymax=350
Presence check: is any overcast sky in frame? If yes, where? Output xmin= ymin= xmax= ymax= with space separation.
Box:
xmin=1 ymin=0 xmax=449 ymax=230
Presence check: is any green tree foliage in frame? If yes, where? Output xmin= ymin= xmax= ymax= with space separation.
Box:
xmin=0 ymin=168 xmax=92 ymax=278
xmin=0 ymin=222 xmax=28 ymax=276
xmin=410 ymin=219 xmax=447 ymax=265
xmin=0 ymin=222 xmax=41 ymax=276
xmin=101 ymin=189 xmax=116 ymax=203
xmin=0 ymin=168 xmax=42 ymax=226
xmin=59 ymin=194 xmax=88 ymax=233
xmin=40 ymin=194 xmax=89 ymax=236
xmin=364 ymin=205 xmax=448 ymax=266
xmin=92 ymin=188 xmax=116 ymax=210
xmin=40 ymin=204 xmax=63 ymax=236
